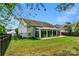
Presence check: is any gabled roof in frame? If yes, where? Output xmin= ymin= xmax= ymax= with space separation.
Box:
xmin=21 ymin=18 xmax=54 ymax=28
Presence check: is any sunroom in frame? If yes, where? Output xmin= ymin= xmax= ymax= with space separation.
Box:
xmin=34 ymin=27 xmax=61 ymax=39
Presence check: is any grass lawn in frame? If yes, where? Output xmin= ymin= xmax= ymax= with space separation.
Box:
xmin=5 ymin=36 xmax=79 ymax=56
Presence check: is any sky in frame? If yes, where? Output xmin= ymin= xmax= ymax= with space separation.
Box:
xmin=7 ymin=3 xmax=79 ymax=29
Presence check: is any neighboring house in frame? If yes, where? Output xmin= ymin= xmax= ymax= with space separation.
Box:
xmin=6 ymin=29 xmax=16 ymax=36
xmin=18 ymin=18 xmax=62 ymax=39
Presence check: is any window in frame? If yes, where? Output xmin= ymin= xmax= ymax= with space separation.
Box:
xmin=53 ymin=30 xmax=56 ymax=36
xmin=35 ymin=31 xmax=39 ymax=38
xmin=41 ymin=30 xmax=46 ymax=38
xmin=28 ymin=33 xmax=31 ymax=36
xmin=48 ymin=30 xmax=52 ymax=37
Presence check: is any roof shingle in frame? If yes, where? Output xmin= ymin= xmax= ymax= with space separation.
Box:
xmin=21 ymin=18 xmax=54 ymax=28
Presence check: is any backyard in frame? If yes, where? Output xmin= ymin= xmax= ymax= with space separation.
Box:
xmin=5 ymin=36 xmax=79 ymax=56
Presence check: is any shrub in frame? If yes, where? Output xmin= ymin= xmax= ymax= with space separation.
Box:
xmin=0 ymin=25 xmax=6 ymax=34
xmin=15 ymin=28 xmax=18 ymax=35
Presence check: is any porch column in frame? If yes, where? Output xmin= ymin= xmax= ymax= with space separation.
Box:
xmin=39 ymin=29 xmax=41 ymax=38
xmin=46 ymin=30 xmax=48 ymax=37
xmin=34 ymin=29 xmax=35 ymax=37
xmin=60 ymin=30 xmax=62 ymax=36
xmin=52 ymin=30 xmax=53 ymax=37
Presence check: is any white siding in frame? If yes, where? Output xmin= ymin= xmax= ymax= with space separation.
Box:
xmin=27 ymin=27 xmax=35 ymax=37
xmin=18 ymin=20 xmax=28 ymax=38
xmin=18 ymin=20 xmax=35 ymax=38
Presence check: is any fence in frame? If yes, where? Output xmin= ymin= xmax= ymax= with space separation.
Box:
xmin=62 ymin=32 xmax=79 ymax=36
xmin=0 ymin=34 xmax=11 ymax=56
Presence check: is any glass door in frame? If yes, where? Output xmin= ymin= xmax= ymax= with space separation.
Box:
xmin=41 ymin=30 xmax=46 ymax=38
xmin=48 ymin=30 xmax=52 ymax=37
xmin=53 ymin=30 xmax=56 ymax=36
xmin=35 ymin=31 xmax=39 ymax=38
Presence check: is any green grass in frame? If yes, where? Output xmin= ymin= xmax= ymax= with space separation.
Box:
xmin=5 ymin=36 xmax=79 ymax=56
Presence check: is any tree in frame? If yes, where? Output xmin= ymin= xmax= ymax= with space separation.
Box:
xmin=55 ymin=3 xmax=75 ymax=12
xmin=0 ymin=3 xmax=46 ymax=24
xmin=55 ymin=3 xmax=79 ymax=33
xmin=15 ymin=28 xmax=18 ymax=35
xmin=0 ymin=25 xmax=6 ymax=34
xmin=0 ymin=3 xmax=46 ymax=33
xmin=74 ymin=21 xmax=79 ymax=32
xmin=64 ymin=22 xmax=72 ymax=34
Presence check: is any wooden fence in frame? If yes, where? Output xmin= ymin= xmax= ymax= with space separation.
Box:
xmin=0 ymin=34 xmax=11 ymax=56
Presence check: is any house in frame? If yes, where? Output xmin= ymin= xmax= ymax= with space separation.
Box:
xmin=18 ymin=18 xmax=62 ymax=39
xmin=6 ymin=29 xmax=16 ymax=36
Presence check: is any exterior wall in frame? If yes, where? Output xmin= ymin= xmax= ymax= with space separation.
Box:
xmin=18 ymin=20 xmax=28 ymax=38
xmin=18 ymin=20 xmax=35 ymax=38
xmin=27 ymin=27 xmax=35 ymax=37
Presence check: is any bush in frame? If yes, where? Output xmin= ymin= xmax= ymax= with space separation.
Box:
xmin=15 ymin=28 xmax=18 ymax=35
xmin=0 ymin=25 xmax=6 ymax=34
xmin=15 ymin=28 xmax=22 ymax=38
